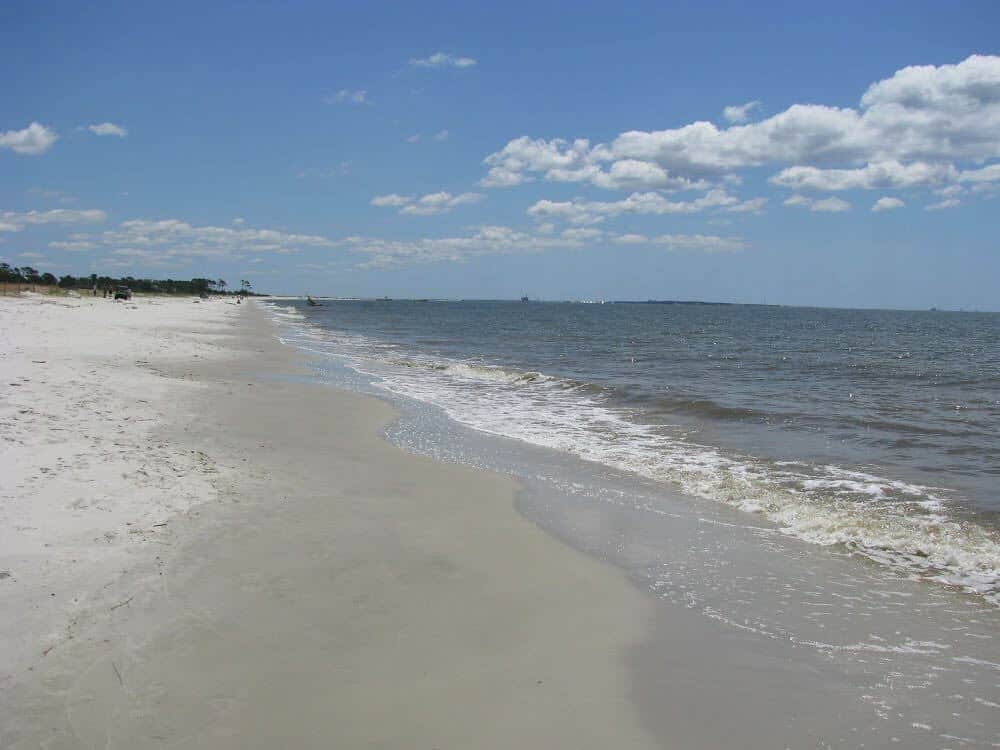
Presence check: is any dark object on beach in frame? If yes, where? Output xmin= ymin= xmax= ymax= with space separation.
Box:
xmin=114 ymin=286 xmax=132 ymax=300
xmin=307 ymin=296 xmax=322 ymax=306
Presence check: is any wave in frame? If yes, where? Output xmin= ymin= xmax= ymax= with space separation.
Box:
xmin=388 ymin=358 xmax=554 ymax=384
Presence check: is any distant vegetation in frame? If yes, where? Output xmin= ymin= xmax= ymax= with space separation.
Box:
xmin=0 ymin=263 xmax=261 ymax=296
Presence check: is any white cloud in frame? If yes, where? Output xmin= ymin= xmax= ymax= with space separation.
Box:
xmin=481 ymin=137 xmax=708 ymax=191
xmin=811 ymin=197 xmax=852 ymax=213
xmin=54 ymin=218 xmax=339 ymax=264
xmin=407 ymin=130 xmax=450 ymax=144
xmin=327 ymin=89 xmax=368 ymax=105
xmin=88 ymin=122 xmax=128 ymax=137
xmin=348 ymin=225 xmax=577 ymax=269
xmin=655 ymin=234 xmax=747 ymax=252
xmin=770 ymin=161 xmax=957 ymax=191
xmin=371 ymin=193 xmax=413 ymax=207
xmin=925 ymin=198 xmax=960 ymax=211
xmin=958 ymin=163 xmax=1000 ymax=184
xmin=18 ymin=251 xmax=45 ymax=259
xmin=0 ymin=208 xmax=107 ymax=228
xmin=481 ymin=55 xmax=1000 ymax=199
xmin=372 ymin=191 xmax=484 ymax=216
xmin=0 ymin=122 xmax=57 ymax=155
xmin=784 ymin=195 xmax=851 ymax=213
xmin=613 ymin=233 xmax=649 ymax=244
xmin=49 ymin=239 xmax=97 ymax=251
xmin=409 ymin=52 xmax=477 ymax=68
xmin=933 ymin=184 xmax=963 ymax=198
xmin=872 ymin=197 xmax=905 ymax=212
xmin=560 ymin=227 xmax=603 ymax=241
xmin=614 ymin=233 xmax=746 ymax=252
xmin=783 ymin=195 xmax=811 ymax=208
xmin=527 ymin=189 xmax=766 ymax=225
xmin=722 ymin=100 xmax=761 ymax=124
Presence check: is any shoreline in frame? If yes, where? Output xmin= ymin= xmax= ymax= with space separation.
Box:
xmin=3 ymin=296 xmax=996 ymax=748
xmin=2 ymin=298 xmax=661 ymax=748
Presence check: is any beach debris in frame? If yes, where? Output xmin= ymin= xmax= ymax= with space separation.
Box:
xmin=110 ymin=594 xmax=134 ymax=611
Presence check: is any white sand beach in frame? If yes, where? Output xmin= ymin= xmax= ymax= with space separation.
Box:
xmin=0 ymin=293 xmax=239 ymax=683
xmin=0 ymin=295 xmax=659 ymax=748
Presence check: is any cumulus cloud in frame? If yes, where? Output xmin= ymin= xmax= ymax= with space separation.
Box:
xmin=481 ymin=137 xmax=708 ymax=191
xmin=872 ymin=196 xmax=905 ymax=212
xmin=88 ymin=122 xmax=128 ymax=137
xmin=0 ymin=122 xmax=58 ymax=155
xmin=327 ymin=89 xmax=368 ymax=104
xmin=784 ymin=195 xmax=851 ymax=212
xmin=771 ymin=161 xmax=957 ymax=191
xmin=371 ymin=191 xmax=484 ymax=216
xmin=722 ymin=100 xmax=761 ymax=124
xmin=527 ymin=189 xmax=766 ymax=225
xmin=409 ymin=52 xmax=477 ymax=68
xmin=481 ymin=55 xmax=1000 ymax=201
xmin=958 ymin=163 xmax=1000 ymax=184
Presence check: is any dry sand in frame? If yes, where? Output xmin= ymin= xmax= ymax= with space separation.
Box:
xmin=0 ymin=293 xmax=239 ymax=682
xmin=1 ymin=296 xmax=661 ymax=748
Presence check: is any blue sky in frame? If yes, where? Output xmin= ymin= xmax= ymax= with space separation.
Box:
xmin=2 ymin=1 xmax=999 ymax=309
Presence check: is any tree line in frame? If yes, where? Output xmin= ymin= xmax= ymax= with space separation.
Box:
xmin=0 ymin=263 xmax=258 ymax=296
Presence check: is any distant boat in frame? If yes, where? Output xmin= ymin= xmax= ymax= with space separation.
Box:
xmin=520 ymin=295 xmax=529 ymax=302
xmin=306 ymin=295 xmax=322 ymax=306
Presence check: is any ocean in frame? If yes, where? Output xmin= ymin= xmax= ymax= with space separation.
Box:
xmin=265 ymin=298 xmax=999 ymax=745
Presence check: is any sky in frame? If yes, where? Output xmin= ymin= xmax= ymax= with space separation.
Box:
xmin=2 ymin=0 xmax=999 ymax=309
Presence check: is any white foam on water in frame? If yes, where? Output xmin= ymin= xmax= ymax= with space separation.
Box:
xmin=265 ymin=303 xmax=1000 ymax=606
